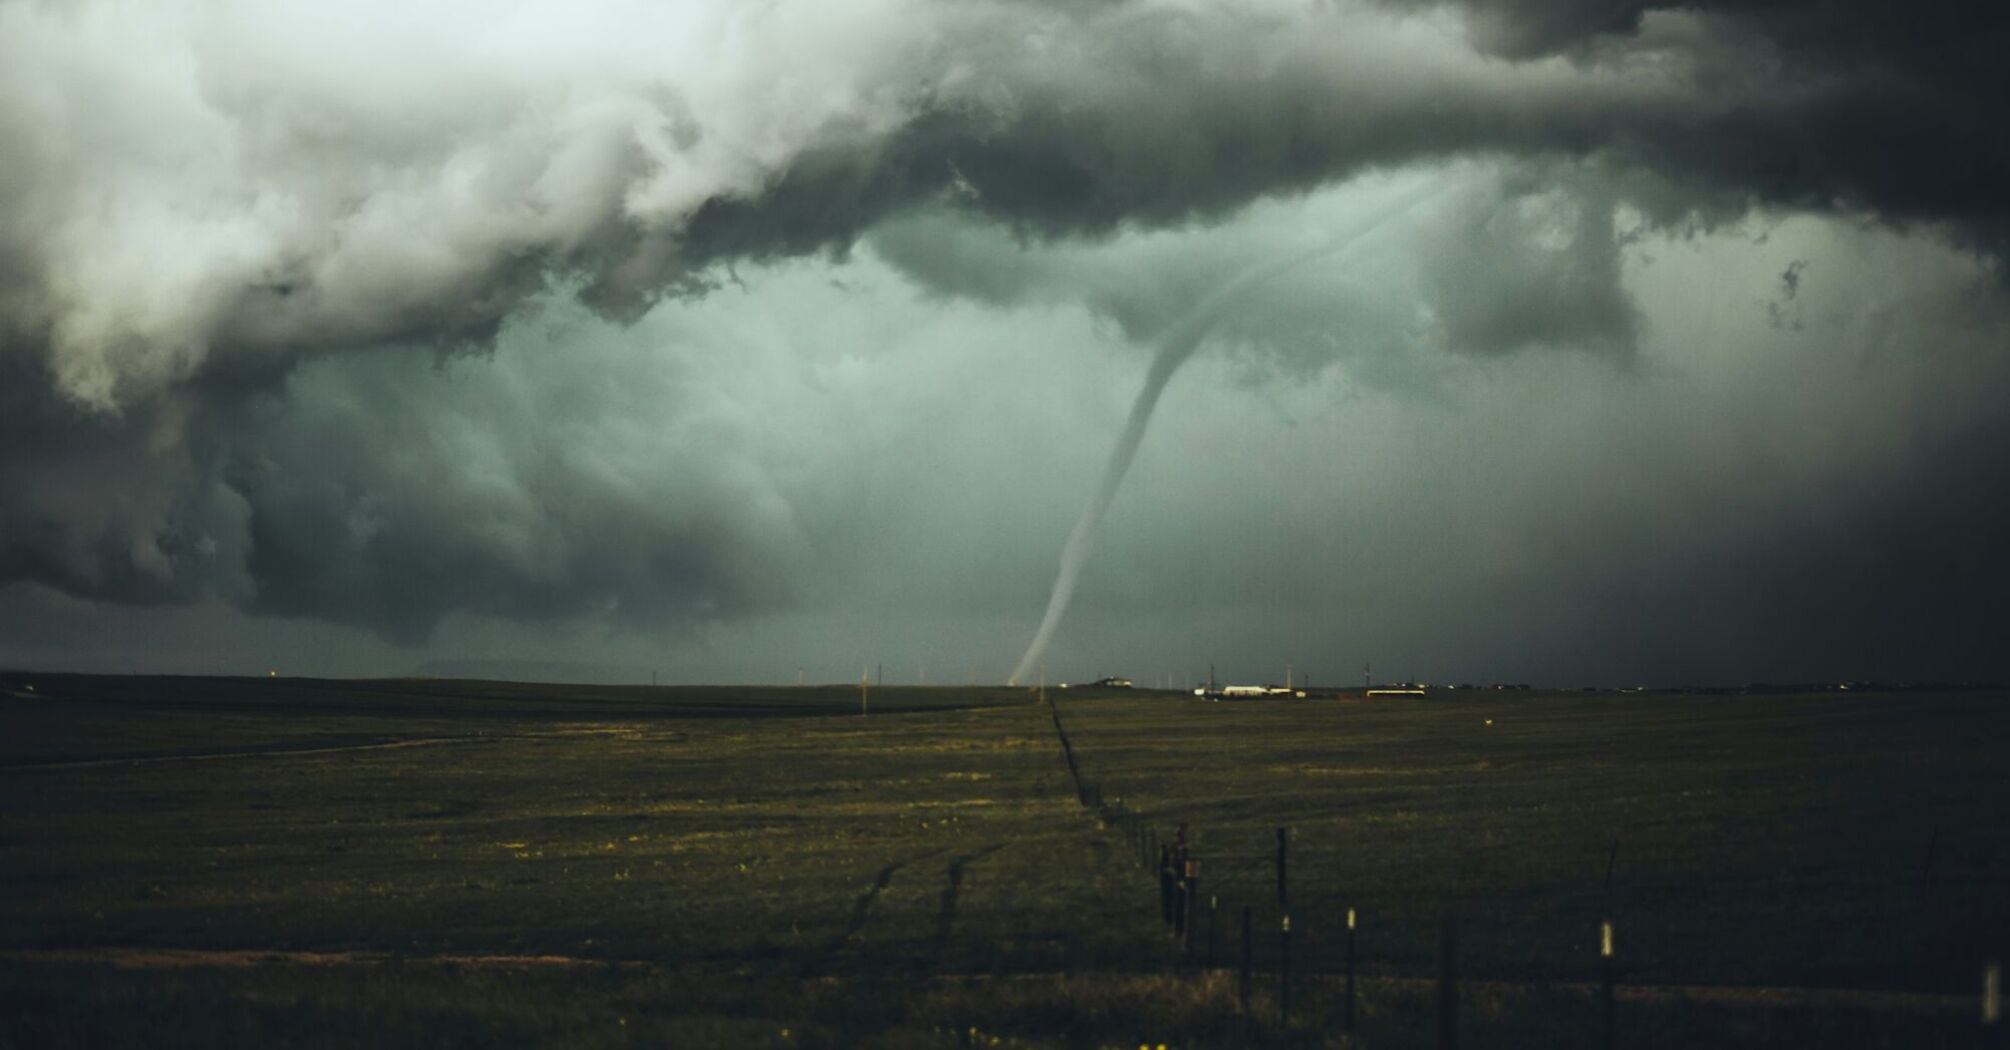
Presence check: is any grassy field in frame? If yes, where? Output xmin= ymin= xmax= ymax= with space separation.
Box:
xmin=1 ymin=672 xmax=2004 ymax=1047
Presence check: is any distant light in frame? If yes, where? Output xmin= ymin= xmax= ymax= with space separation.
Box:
xmin=1601 ymin=920 xmax=1614 ymax=958
xmin=268 ymin=670 xmax=277 ymax=677
xmin=1485 ymin=718 xmax=1493 ymax=726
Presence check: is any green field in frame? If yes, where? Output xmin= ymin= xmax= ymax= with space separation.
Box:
xmin=1 ymin=673 xmax=2004 ymax=1047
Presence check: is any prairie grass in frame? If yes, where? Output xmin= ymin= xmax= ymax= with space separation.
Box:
xmin=1 ymin=673 xmax=2003 ymax=1046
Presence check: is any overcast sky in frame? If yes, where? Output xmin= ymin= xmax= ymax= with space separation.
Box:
xmin=3 ymin=0 xmax=2007 ymax=687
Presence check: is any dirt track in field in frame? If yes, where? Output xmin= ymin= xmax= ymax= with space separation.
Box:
xmin=0 ymin=735 xmax=494 ymax=772
xmin=0 ymin=947 xmax=1978 ymax=1014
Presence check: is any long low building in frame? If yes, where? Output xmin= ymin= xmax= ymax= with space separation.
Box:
xmin=1194 ymin=685 xmax=1308 ymax=699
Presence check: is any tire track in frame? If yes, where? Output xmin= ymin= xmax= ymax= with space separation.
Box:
xmin=829 ymin=849 xmax=945 ymax=952
xmin=0 ymin=947 xmax=1977 ymax=1014
xmin=0 ymin=734 xmax=499 ymax=772
xmin=933 ymin=843 xmax=1007 ymax=963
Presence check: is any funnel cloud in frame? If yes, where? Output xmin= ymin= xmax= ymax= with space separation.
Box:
xmin=1007 ymin=182 xmax=1442 ymax=685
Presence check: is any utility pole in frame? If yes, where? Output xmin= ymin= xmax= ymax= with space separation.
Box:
xmin=1364 ymin=663 xmax=1372 ymax=690
xmin=860 ymin=668 xmax=869 ymax=717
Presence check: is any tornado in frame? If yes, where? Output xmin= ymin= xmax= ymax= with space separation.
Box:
xmin=1007 ymin=184 xmax=1438 ymax=687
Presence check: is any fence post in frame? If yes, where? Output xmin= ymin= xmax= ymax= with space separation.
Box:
xmin=1280 ymin=911 xmax=1293 ymax=1025
xmin=1437 ymin=911 xmax=1458 ymax=1050
xmin=1276 ymin=827 xmax=1289 ymax=910
xmin=1159 ymin=845 xmax=1175 ymax=928
xmin=1984 ymin=961 xmax=2000 ymax=1050
xmin=1208 ymin=894 xmax=1219 ymax=967
xmin=1276 ymin=825 xmax=1289 ymax=1024
xmin=1239 ymin=905 xmax=1253 ymax=1013
xmin=1601 ymin=920 xmax=1615 ymax=1050
xmin=1345 ymin=906 xmax=1356 ymax=1034
xmin=1183 ymin=859 xmax=1200 ymax=959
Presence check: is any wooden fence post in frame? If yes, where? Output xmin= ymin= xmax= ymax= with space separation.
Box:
xmin=1437 ymin=911 xmax=1458 ymax=1050
xmin=1276 ymin=827 xmax=1289 ymax=910
xmin=1345 ymin=906 xmax=1357 ymax=1034
xmin=1601 ymin=920 xmax=1615 ymax=1050
xmin=1208 ymin=894 xmax=1219 ymax=967
xmin=1280 ymin=911 xmax=1293 ymax=1025
xmin=1275 ymin=825 xmax=1289 ymax=1024
xmin=1984 ymin=961 xmax=2000 ymax=1050
xmin=1239 ymin=905 xmax=1253 ymax=1013
xmin=1182 ymin=859 xmax=1200 ymax=959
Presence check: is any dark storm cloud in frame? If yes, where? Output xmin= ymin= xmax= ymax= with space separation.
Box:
xmin=6 ymin=1 xmax=2004 ymax=405
xmin=2 ymin=0 xmax=2007 ymax=645
xmin=696 ymin=0 xmax=2010 ymax=259
xmin=226 ymin=335 xmax=810 ymax=641
xmin=2 ymin=307 xmax=813 ymax=643
xmin=872 ymin=162 xmax=1640 ymax=371
xmin=1498 ymin=359 xmax=2010 ymax=686
xmin=0 ymin=355 xmax=251 ymax=608
xmin=1378 ymin=0 xmax=2010 ymax=246
xmin=1419 ymin=169 xmax=1638 ymax=357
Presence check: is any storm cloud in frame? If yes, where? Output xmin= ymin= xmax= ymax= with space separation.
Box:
xmin=1 ymin=0 xmax=2006 ymax=679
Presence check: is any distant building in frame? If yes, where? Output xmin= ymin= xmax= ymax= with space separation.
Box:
xmin=1192 ymin=684 xmax=1307 ymax=699
xmin=1092 ymin=676 xmax=1134 ymax=688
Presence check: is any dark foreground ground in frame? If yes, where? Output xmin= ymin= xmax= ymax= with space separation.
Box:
xmin=1 ymin=672 xmax=2004 ymax=1047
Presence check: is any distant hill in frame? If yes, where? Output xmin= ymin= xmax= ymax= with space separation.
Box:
xmin=407 ymin=658 xmax=648 ymax=685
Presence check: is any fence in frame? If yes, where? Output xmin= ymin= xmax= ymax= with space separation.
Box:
xmin=1038 ymin=689 xmax=2005 ymax=1046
